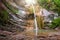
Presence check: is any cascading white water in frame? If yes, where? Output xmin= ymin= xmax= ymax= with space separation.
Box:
xmin=32 ymin=4 xmax=38 ymax=36
xmin=25 ymin=0 xmax=38 ymax=36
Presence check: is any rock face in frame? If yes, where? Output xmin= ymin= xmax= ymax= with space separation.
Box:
xmin=36 ymin=35 xmax=60 ymax=40
xmin=0 ymin=0 xmax=27 ymax=40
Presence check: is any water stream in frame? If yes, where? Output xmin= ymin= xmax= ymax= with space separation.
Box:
xmin=32 ymin=4 xmax=38 ymax=36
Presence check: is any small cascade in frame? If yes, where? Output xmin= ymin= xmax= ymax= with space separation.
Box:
xmin=32 ymin=4 xmax=38 ymax=36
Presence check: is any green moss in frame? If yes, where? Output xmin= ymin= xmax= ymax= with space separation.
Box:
xmin=36 ymin=16 xmax=44 ymax=29
xmin=0 ymin=10 xmax=9 ymax=22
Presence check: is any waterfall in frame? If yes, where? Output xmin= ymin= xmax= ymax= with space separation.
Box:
xmin=32 ymin=4 xmax=38 ymax=36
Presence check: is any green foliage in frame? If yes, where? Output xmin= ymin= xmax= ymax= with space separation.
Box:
xmin=38 ymin=0 xmax=60 ymax=16
xmin=0 ymin=3 xmax=9 ymax=22
xmin=0 ymin=0 xmax=19 ymax=22
xmin=50 ymin=17 xmax=60 ymax=29
xmin=0 ymin=10 xmax=8 ymax=22
xmin=54 ymin=0 xmax=60 ymax=7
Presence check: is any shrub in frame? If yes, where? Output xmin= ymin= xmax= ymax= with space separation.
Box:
xmin=49 ymin=17 xmax=60 ymax=29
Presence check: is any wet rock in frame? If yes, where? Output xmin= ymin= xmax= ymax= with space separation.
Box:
xmin=55 ymin=27 xmax=60 ymax=31
xmin=10 ymin=34 xmax=25 ymax=40
xmin=37 ymin=36 xmax=47 ymax=40
xmin=48 ymin=37 xmax=57 ymax=40
xmin=39 ymin=38 xmax=45 ymax=40
xmin=37 ymin=36 xmax=46 ymax=38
